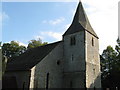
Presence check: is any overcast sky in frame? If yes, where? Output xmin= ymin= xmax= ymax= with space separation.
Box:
xmin=1 ymin=0 xmax=119 ymax=54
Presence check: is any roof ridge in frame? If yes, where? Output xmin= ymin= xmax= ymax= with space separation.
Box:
xmin=6 ymin=41 xmax=62 ymax=71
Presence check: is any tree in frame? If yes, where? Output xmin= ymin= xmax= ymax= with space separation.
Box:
xmin=27 ymin=38 xmax=48 ymax=49
xmin=0 ymin=42 xmax=1 ymax=47
xmin=2 ymin=55 xmax=7 ymax=75
xmin=101 ymin=46 xmax=117 ymax=85
xmin=0 ymin=46 xmax=2 ymax=80
xmin=115 ymin=38 xmax=120 ymax=63
xmin=101 ymin=38 xmax=120 ymax=88
xmin=2 ymin=41 xmax=26 ymax=59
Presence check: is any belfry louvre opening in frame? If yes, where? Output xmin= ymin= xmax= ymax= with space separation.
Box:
xmin=70 ymin=36 xmax=76 ymax=46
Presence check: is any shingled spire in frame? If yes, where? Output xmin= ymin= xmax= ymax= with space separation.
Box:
xmin=63 ymin=1 xmax=98 ymax=38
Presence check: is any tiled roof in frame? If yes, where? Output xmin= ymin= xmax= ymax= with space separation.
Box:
xmin=6 ymin=41 xmax=62 ymax=71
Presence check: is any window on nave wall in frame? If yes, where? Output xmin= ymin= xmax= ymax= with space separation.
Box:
xmin=70 ymin=80 xmax=73 ymax=88
xmin=46 ymin=73 xmax=49 ymax=89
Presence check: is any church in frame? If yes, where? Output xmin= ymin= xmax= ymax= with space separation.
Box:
xmin=3 ymin=1 xmax=101 ymax=89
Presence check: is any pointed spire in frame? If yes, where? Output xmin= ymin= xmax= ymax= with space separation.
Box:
xmin=63 ymin=1 xmax=98 ymax=38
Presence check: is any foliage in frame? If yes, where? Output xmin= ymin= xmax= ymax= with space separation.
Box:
xmin=0 ymin=48 xmax=2 ymax=80
xmin=101 ymin=38 xmax=120 ymax=88
xmin=2 ymin=38 xmax=48 ymax=59
xmin=1 ymin=38 xmax=48 ymax=75
xmin=0 ymin=42 xmax=1 ymax=47
xmin=2 ymin=55 xmax=7 ymax=76
xmin=115 ymin=38 xmax=120 ymax=63
xmin=2 ymin=41 xmax=27 ymax=59
xmin=27 ymin=38 xmax=48 ymax=49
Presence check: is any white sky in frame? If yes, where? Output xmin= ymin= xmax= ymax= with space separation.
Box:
xmin=82 ymin=0 xmax=119 ymax=54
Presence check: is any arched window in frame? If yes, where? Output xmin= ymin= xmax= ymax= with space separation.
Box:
xmin=92 ymin=38 xmax=94 ymax=46
xmin=46 ymin=73 xmax=49 ymax=89
xmin=70 ymin=81 xmax=73 ymax=88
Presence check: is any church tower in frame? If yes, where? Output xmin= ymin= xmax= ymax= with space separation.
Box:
xmin=63 ymin=1 xmax=101 ymax=88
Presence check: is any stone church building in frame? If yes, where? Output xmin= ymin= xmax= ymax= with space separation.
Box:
xmin=4 ymin=1 xmax=101 ymax=89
